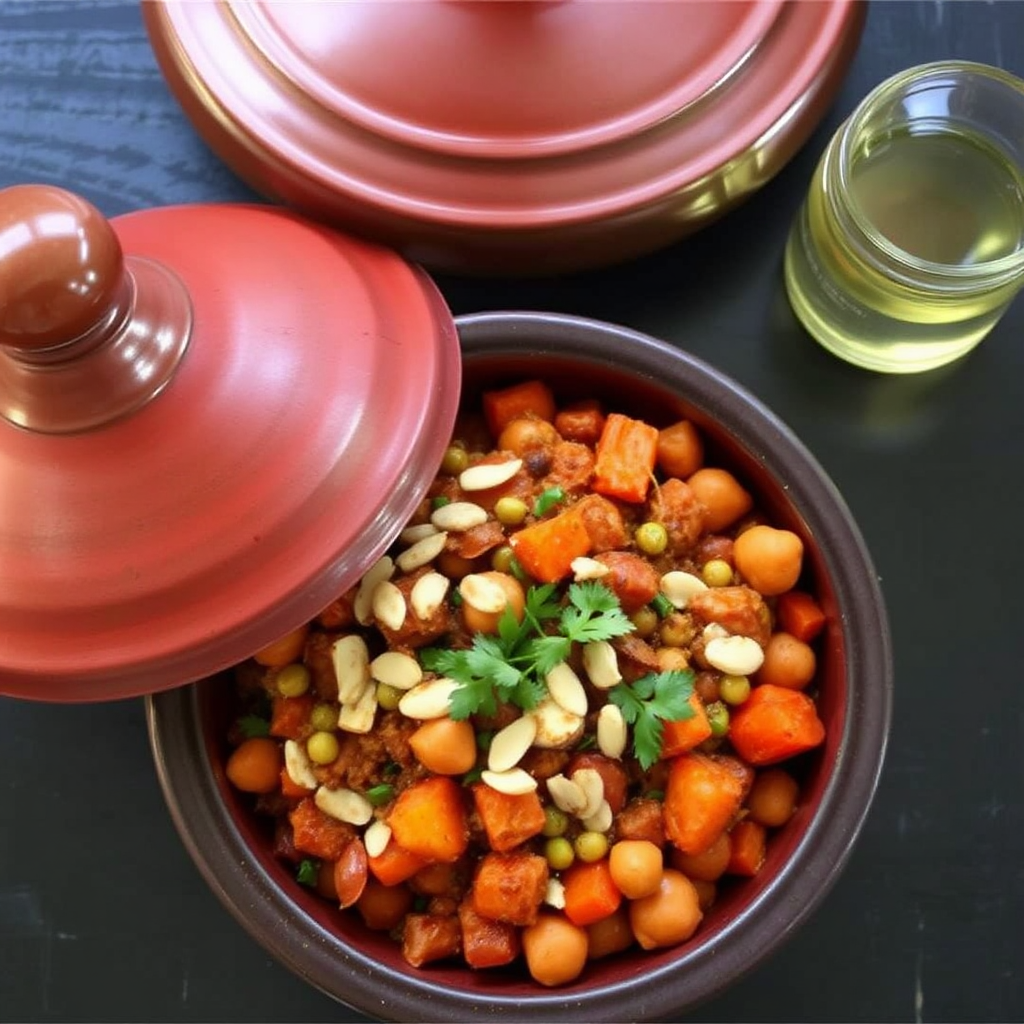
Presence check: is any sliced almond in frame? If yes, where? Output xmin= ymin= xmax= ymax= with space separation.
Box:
xmin=396 ymin=530 xmax=448 ymax=573
xmin=704 ymin=635 xmax=765 ymax=676
xmin=529 ymin=698 xmax=585 ymax=749
xmin=702 ymin=622 xmax=730 ymax=642
xmin=354 ymin=555 xmax=395 ymax=625
xmin=572 ymin=768 xmax=605 ymax=820
xmin=399 ymin=523 xmax=439 ymax=545
xmin=481 ymin=767 xmax=538 ymax=795
xmin=331 ymin=634 xmax=371 ymax=704
xmin=398 ymin=677 xmax=459 ymax=720
xmin=571 ymin=556 xmax=611 ymax=581
xmin=410 ymin=571 xmax=450 ymax=620
xmin=363 ymin=819 xmax=393 ymax=859
xmin=581 ymin=798 xmax=613 ymax=834
xmin=545 ymin=773 xmax=588 ymax=815
xmin=338 ymin=683 xmax=378 ymax=734
xmin=283 ymin=739 xmax=318 ymax=791
xmin=544 ymin=877 xmax=566 ymax=910
xmin=314 ymin=785 xmax=373 ymax=826
xmin=659 ymin=570 xmax=709 ymax=610
xmin=596 ymin=704 xmax=628 ymax=760
xmin=369 ymin=651 xmax=422 ymax=691
xmin=582 ymin=640 xmax=622 ymax=690
xmin=488 ymin=715 xmax=538 ymax=773
xmin=430 ymin=501 xmax=489 ymax=532
xmin=545 ymin=662 xmax=588 ymax=718
xmin=459 ymin=573 xmax=508 ymax=614
xmin=459 ymin=459 xmax=522 ymax=492
xmin=371 ymin=580 xmax=407 ymax=632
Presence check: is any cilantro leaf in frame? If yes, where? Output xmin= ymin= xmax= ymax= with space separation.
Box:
xmin=296 ymin=858 xmax=319 ymax=887
xmin=608 ymin=670 xmax=696 ymax=770
xmin=530 ymin=634 xmax=573 ymax=677
xmin=561 ymin=582 xmax=635 ymax=644
xmin=236 ymin=714 xmax=270 ymax=738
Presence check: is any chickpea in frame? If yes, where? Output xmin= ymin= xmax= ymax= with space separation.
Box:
xmin=586 ymin=906 xmax=635 ymax=960
xmin=747 ymin=768 xmax=800 ymax=827
xmin=669 ymin=830 xmax=731 ymax=882
xmin=655 ymin=647 xmax=690 ymax=674
xmin=629 ymin=869 xmax=703 ymax=950
xmin=522 ymin=914 xmax=590 ymax=987
xmin=498 ymin=417 xmax=560 ymax=457
xmin=608 ymin=840 xmax=663 ymax=900
xmin=660 ymin=611 xmax=696 ymax=648
xmin=630 ymin=605 xmax=659 ymax=639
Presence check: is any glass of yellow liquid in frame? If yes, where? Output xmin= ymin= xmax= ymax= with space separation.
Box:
xmin=785 ymin=61 xmax=1024 ymax=374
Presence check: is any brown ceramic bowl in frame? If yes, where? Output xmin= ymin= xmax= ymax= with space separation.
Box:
xmin=147 ymin=311 xmax=892 ymax=1021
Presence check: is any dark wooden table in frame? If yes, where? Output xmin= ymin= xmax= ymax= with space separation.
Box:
xmin=1 ymin=2 xmax=1022 ymax=1021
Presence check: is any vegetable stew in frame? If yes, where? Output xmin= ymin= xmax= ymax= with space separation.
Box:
xmin=224 ymin=379 xmax=828 ymax=987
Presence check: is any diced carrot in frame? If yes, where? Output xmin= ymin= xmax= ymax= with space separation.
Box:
xmin=554 ymin=399 xmax=606 ymax=447
xmin=728 ymin=684 xmax=826 ymax=766
xmin=483 ymin=380 xmax=557 ymax=437
xmin=387 ymin=776 xmax=470 ymax=864
xmin=458 ymin=900 xmax=521 ymax=969
xmin=472 ymin=851 xmax=549 ymax=926
xmin=269 ymin=694 xmax=315 ymax=740
xmin=664 ymin=752 xmax=753 ymax=857
xmin=659 ymin=694 xmax=713 ymax=759
xmin=591 ymin=413 xmax=660 ymax=504
xmin=367 ymin=839 xmax=428 ymax=886
xmin=472 ymin=784 xmax=547 ymax=853
xmin=279 ymin=765 xmax=314 ymax=800
xmin=562 ymin=859 xmax=622 ymax=927
xmin=775 ymin=590 xmax=827 ymax=643
xmin=509 ymin=504 xmax=592 ymax=583
xmin=725 ymin=819 xmax=767 ymax=877
xmin=288 ymin=797 xmax=355 ymax=861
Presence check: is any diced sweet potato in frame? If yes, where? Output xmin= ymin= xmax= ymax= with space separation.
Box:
xmin=459 ymin=900 xmax=521 ymax=969
xmin=472 ymin=784 xmax=547 ymax=853
xmin=402 ymin=913 xmax=462 ymax=967
xmin=472 ymin=851 xmax=549 ymax=926
xmin=388 ymin=776 xmax=470 ymax=864
xmin=664 ymin=753 xmax=753 ymax=857
xmin=287 ymin=797 xmax=356 ymax=861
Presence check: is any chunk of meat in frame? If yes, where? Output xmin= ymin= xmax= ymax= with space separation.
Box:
xmin=576 ymin=494 xmax=628 ymax=552
xmin=614 ymin=798 xmax=666 ymax=846
xmin=542 ymin=441 xmax=596 ymax=496
xmin=594 ymin=551 xmax=660 ymax=612
xmin=303 ymin=630 xmax=339 ymax=700
xmin=688 ymin=585 xmax=771 ymax=647
xmin=649 ymin=477 xmax=705 ymax=556
xmin=567 ymin=753 xmax=629 ymax=813
xmin=453 ymin=519 xmax=507 ymax=560
xmin=288 ymin=798 xmax=356 ymax=861
xmin=402 ymin=913 xmax=462 ymax=967
xmin=375 ymin=569 xmax=455 ymax=649
xmin=459 ymin=900 xmax=521 ymax=969
xmin=613 ymin=633 xmax=661 ymax=682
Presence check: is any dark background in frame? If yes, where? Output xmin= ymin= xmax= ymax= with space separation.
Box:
xmin=1 ymin=2 xmax=1022 ymax=1021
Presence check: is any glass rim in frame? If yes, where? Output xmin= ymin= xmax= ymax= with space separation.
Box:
xmin=835 ymin=59 xmax=1024 ymax=284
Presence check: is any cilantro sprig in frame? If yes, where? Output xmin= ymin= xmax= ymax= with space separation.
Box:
xmin=609 ymin=670 xmax=696 ymax=771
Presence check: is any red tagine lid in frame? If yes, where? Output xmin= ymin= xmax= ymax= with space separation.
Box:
xmin=0 ymin=184 xmax=461 ymax=702
xmin=144 ymin=0 xmax=865 ymax=275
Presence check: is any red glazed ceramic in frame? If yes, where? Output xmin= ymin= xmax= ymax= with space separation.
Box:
xmin=144 ymin=0 xmax=866 ymax=274
xmin=0 ymin=184 xmax=460 ymax=702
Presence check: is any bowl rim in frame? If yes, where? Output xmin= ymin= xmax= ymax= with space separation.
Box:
xmin=147 ymin=310 xmax=893 ymax=1021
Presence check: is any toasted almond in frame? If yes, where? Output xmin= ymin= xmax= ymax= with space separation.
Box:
xmin=705 ymin=635 xmax=765 ymax=676
xmin=410 ymin=571 xmax=450 ymax=620
xmin=331 ymin=634 xmax=371 ymax=704
xmin=544 ymin=877 xmax=566 ymax=909
xmin=571 ymin=556 xmax=611 ymax=582
xmin=581 ymin=798 xmax=613 ymax=834
xmin=459 ymin=459 xmax=522 ymax=492
xmin=529 ymin=698 xmax=585 ymax=749
xmin=582 ymin=640 xmax=622 ymax=690
xmin=596 ymin=704 xmax=628 ymax=760
xmin=314 ymin=785 xmax=373 ymax=826
xmin=545 ymin=661 xmax=588 ymax=717
xmin=371 ymin=580 xmax=407 ymax=632
xmin=572 ymin=768 xmax=605 ymax=820
xmin=659 ymin=570 xmax=709 ymax=610
xmin=354 ymin=555 xmax=395 ymax=625
xmin=488 ymin=715 xmax=538 ymax=773
xmin=369 ymin=650 xmax=422 ymax=691
xmin=396 ymin=530 xmax=448 ymax=572
xmin=481 ymin=767 xmax=538 ymax=795
xmin=399 ymin=523 xmax=439 ymax=545
xmin=283 ymin=739 xmax=318 ymax=791
xmin=338 ymin=683 xmax=378 ymax=734
xmin=398 ymin=677 xmax=459 ymax=720
xmin=459 ymin=573 xmax=508 ymax=614
xmin=545 ymin=773 xmax=588 ymax=815
xmin=430 ymin=501 xmax=489 ymax=532
xmin=363 ymin=819 xmax=392 ymax=859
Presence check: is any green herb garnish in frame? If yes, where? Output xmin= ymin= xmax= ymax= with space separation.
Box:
xmin=649 ymin=592 xmax=674 ymax=618
xmin=608 ymin=670 xmax=696 ymax=771
xmin=431 ymin=495 xmax=451 ymax=510
xmin=236 ymin=714 xmax=270 ymax=738
xmin=533 ymin=486 xmax=566 ymax=517
xmin=296 ymin=858 xmax=319 ymax=887
xmin=364 ymin=783 xmax=395 ymax=807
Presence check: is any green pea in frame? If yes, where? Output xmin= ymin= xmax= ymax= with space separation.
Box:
xmin=277 ymin=663 xmax=310 ymax=698
xmin=440 ymin=444 xmax=469 ymax=476
xmin=719 ymin=674 xmax=751 ymax=706
xmin=310 ymin=702 xmax=338 ymax=733
xmin=545 ymin=836 xmax=575 ymax=871
xmin=635 ymin=521 xmax=668 ymax=556
xmin=375 ymin=682 xmax=402 ymax=711
xmin=491 ymin=545 xmax=516 ymax=573
xmin=541 ymin=805 xmax=569 ymax=838
xmin=706 ymin=700 xmax=730 ymax=737
xmin=494 ymin=496 xmax=528 ymax=526
xmin=702 ymin=558 xmax=734 ymax=587
xmin=574 ymin=831 xmax=609 ymax=863
xmin=630 ymin=605 xmax=659 ymax=639
xmin=307 ymin=730 xmax=340 ymax=765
